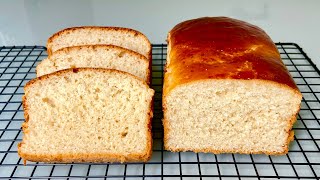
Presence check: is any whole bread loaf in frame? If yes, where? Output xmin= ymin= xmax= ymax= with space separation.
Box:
xmin=36 ymin=45 xmax=151 ymax=83
xmin=47 ymin=26 xmax=151 ymax=60
xmin=163 ymin=17 xmax=302 ymax=155
xmin=19 ymin=68 xmax=154 ymax=163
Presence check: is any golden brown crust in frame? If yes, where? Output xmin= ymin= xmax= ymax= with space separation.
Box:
xmin=163 ymin=17 xmax=300 ymax=96
xmin=37 ymin=44 xmax=151 ymax=84
xmin=19 ymin=68 xmax=154 ymax=163
xmin=46 ymin=26 xmax=152 ymax=60
xmin=145 ymin=93 xmax=154 ymax=161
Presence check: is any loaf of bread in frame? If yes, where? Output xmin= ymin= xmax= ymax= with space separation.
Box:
xmin=47 ymin=26 xmax=151 ymax=60
xmin=18 ymin=68 xmax=154 ymax=163
xmin=163 ymin=17 xmax=302 ymax=155
xmin=36 ymin=45 xmax=150 ymax=83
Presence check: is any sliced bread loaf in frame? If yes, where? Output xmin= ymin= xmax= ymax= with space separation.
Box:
xmin=36 ymin=45 xmax=150 ymax=83
xmin=47 ymin=26 xmax=152 ymax=59
xmin=163 ymin=17 xmax=302 ymax=155
xmin=18 ymin=68 xmax=154 ymax=163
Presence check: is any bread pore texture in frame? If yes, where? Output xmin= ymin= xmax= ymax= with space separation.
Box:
xmin=163 ymin=17 xmax=302 ymax=155
xmin=164 ymin=80 xmax=301 ymax=154
xmin=36 ymin=45 xmax=150 ymax=83
xmin=19 ymin=68 xmax=154 ymax=163
xmin=47 ymin=26 xmax=151 ymax=59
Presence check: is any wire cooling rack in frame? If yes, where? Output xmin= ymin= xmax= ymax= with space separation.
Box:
xmin=0 ymin=43 xmax=319 ymax=179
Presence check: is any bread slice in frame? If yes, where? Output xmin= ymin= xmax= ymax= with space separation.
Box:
xmin=47 ymin=26 xmax=152 ymax=60
xmin=18 ymin=68 xmax=154 ymax=163
xmin=163 ymin=17 xmax=302 ymax=155
xmin=36 ymin=45 xmax=150 ymax=83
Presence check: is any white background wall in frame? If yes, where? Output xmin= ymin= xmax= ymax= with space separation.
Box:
xmin=0 ymin=0 xmax=319 ymax=67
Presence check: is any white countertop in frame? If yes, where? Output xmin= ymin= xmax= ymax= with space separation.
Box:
xmin=1 ymin=0 xmax=319 ymax=67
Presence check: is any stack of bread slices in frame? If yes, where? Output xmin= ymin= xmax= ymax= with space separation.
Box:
xmin=18 ymin=27 xmax=154 ymax=163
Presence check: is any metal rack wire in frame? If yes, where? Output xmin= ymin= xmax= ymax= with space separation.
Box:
xmin=0 ymin=43 xmax=319 ymax=179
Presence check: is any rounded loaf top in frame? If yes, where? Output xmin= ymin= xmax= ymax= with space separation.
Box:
xmin=170 ymin=17 xmax=277 ymax=53
xmin=165 ymin=17 xmax=299 ymax=94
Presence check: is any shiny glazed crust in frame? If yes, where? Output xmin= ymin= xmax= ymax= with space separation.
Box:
xmin=18 ymin=68 xmax=153 ymax=163
xmin=163 ymin=17 xmax=300 ymax=95
xmin=46 ymin=26 xmax=152 ymax=60
xmin=163 ymin=17 xmax=302 ymax=155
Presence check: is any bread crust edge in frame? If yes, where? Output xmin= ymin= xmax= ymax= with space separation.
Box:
xmin=46 ymin=26 xmax=152 ymax=60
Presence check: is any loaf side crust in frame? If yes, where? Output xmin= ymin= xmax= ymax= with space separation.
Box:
xmin=19 ymin=68 xmax=154 ymax=163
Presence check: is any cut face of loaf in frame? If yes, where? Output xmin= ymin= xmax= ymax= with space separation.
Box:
xmin=164 ymin=80 xmax=301 ymax=154
xmin=19 ymin=68 xmax=154 ymax=163
xmin=47 ymin=26 xmax=151 ymax=59
xmin=163 ymin=17 xmax=302 ymax=155
xmin=36 ymin=45 xmax=150 ymax=83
